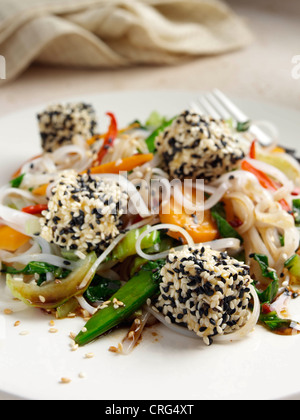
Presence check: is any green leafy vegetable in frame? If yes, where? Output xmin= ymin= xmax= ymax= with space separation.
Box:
xmin=251 ymin=254 xmax=300 ymax=335
xmin=56 ymin=297 xmax=79 ymax=319
xmin=10 ymin=173 xmax=25 ymax=188
xmin=6 ymin=253 xmax=98 ymax=309
xmin=260 ymin=311 xmax=297 ymax=332
xmin=110 ymin=225 xmax=161 ymax=262
xmin=236 ymin=120 xmax=251 ymax=132
xmin=211 ymin=202 xmax=243 ymax=243
xmin=75 ymin=259 xmax=165 ymax=346
xmin=250 ymin=254 xmax=279 ymax=304
xmin=2 ymin=261 xmax=71 ymax=286
xmin=292 ymin=199 xmax=300 ymax=226
xmin=145 ymin=116 xmax=177 ymax=153
xmin=145 ymin=111 xmax=168 ymax=129
xmin=84 ymin=275 xmax=121 ymax=303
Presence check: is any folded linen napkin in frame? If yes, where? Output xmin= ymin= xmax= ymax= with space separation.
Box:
xmin=0 ymin=0 xmax=252 ymax=81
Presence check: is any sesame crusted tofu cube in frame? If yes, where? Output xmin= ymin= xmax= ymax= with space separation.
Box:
xmin=155 ymin=110 xmax=250 ymax=183
xmin=151 ymin=245 xmax=252 ymax=346
xmin=37 ymin=103 xmax=97 ymax=153
xmin=39 ymin=170 xmax=128 ymax=254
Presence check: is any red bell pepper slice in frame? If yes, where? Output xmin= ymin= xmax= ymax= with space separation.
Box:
xmin=22 ymin=204 xmax=48 ymax=215
xmin=94 ymin=112 xmax=118 ymax=166
xmin=241 ymin=160 xmax=291 ymax=212
xmin=249 ymin=140 xmax=257 ymax=159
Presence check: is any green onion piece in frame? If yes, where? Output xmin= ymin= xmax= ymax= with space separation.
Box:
xmin=111 ymin=226 xmax=160 ymax=262
xmin=75 ymin=260 xmax=165 ymax=346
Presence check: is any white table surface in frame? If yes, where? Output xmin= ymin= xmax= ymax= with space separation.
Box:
xmin=0 ymin=0 xmax=299 ymax=114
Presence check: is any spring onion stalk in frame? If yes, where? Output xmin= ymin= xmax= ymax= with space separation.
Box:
xmin=75 ymin=260 xmax=165 ymax=346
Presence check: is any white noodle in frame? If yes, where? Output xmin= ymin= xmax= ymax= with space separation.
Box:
xmin=3 ymin=253 xmax=79 ymax=271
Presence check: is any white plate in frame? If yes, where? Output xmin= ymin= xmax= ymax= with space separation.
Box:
xmin=0 ymin=90 xmax=300 ymax=401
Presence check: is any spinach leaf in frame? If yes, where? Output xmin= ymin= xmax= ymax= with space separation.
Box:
xmin=2 ymin=262 xmax=71 ymax=286
xmin=236 ymin=120 xmax=251 ymax=132
xmin=145 ymin=116 xmax=177 ymax=153
xmin=84 ymin=275 xmax=121 ymax=303
xmin=211 ymin=202 xmax=243 ymax=243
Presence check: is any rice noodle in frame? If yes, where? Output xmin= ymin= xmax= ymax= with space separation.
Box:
xmin=146 ymin=306 xmax=198 ymax=339
xmin=172 ymin=181 xmax=226 ymax=214
xmin=76 ymin=295 xmax=98 ymax=315
xmin=147 ymin=284 xmax=260 ymax=343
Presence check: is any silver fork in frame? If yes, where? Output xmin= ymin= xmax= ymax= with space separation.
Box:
xmin=190 ymin=89 xmax=272 ymax=146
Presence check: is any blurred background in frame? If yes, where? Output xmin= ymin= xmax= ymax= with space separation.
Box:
xmin=0 ymin=0 xmax=299 ymax=115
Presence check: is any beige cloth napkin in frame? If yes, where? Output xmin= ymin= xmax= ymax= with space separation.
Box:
xmin=0 ymin=0 xmax=252 ymax=82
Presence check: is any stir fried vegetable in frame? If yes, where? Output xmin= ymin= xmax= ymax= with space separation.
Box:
xmin=6 ymin=253 xmax=97 ymax=309
xmin=0 ymin=226 xmax=30 ymax=252
xmin=75 ymin=260 xmax=165 ymax=346
xmin=84 ymin=275 xmax=121 ymax=304
xmin=211 ymin=202 xmax=243 ymax=243
xmin=251 ymin=253 xmax=300 ymax=334
xmin=241 ymin=160 xmax=291 ymax=212
xmin=2 ymin=261 xmax=71 ymax=286
xmin=160 ymin=195 xmax=219 ymax=244
xmin=110 ymin=225 xmax=160 ymax=262
xmin=285 ymin=254 xmax=300 ymax=280
xmin=94 ymin=112 xmax=118 ymax=166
